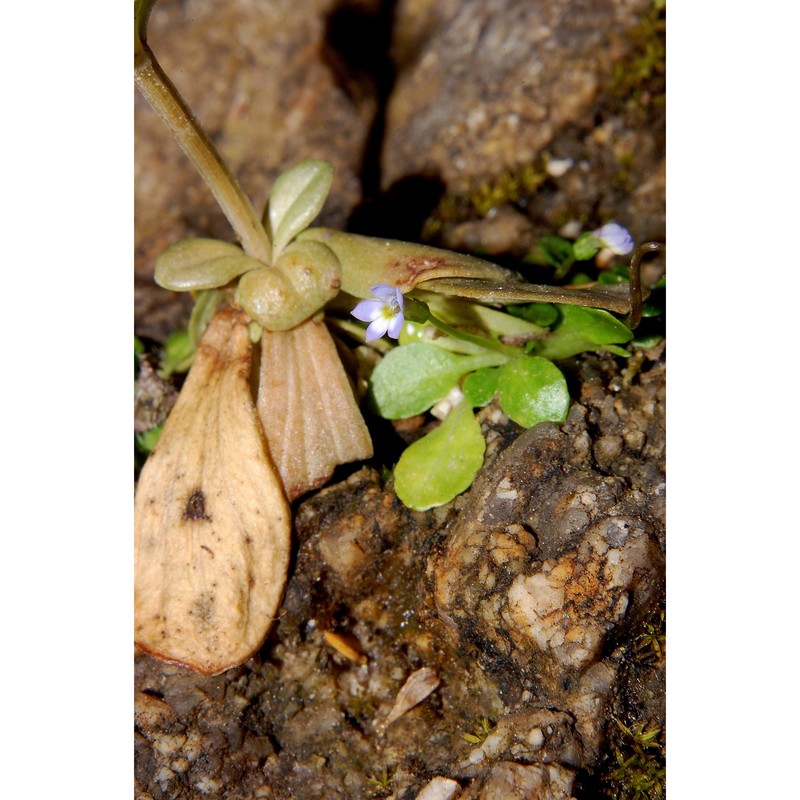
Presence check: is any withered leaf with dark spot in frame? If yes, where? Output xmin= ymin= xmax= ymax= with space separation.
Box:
xmin=135 ymin=308 xmax=291 ymax=675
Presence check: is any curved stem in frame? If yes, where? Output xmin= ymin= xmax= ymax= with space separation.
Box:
xmin=627 ymin=241 xmax=664 ymax=329
xmin=134 ymin=0 xmax=272 ymax=263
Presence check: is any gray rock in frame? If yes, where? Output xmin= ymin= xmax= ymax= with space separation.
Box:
xmin=383 ymin=0 xmax=664 ymax=247
xmin=384 ymin=0 xmax=650 ymax=191
xmin=433 ymin=417 xmax=664 ymax=701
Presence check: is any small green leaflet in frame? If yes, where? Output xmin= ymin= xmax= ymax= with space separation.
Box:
xmin=572 ymin=232 xmax=603 ymax=261
xmin=135 ymin=424 xmax=163 ymax=455
xmin=154 ymin=238 xmax=263 ymax=292
xmin=506 ymin=302 xmax=559 ymax=327
xmin=267 ymin=159 xmax=334 ymax=259
xmin=159 ymin=329 xmax=195 ymax=378
xmin=368 ymin=342 xmax=506 ymax=419
xmin=526 ymin=235 xmax=574 ymax=275
xmin=394 ymin=400 xmax=485 ymax=510
xmin=532 ymin=305 xmax=633 ymax=361
xmin=497 ymin=356 xmax=569 ymax=428
xmin=463 ymin=367 xmax=500 ymax=407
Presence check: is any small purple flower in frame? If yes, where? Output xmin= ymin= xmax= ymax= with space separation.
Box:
xmin=351 ymin=284 xmax=406 ymax=342
xmin=593 ymin=222 xmax=634 ymax=256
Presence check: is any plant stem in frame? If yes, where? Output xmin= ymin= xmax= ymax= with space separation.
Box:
xmin=134 ymin=0 xmax=272 ymax=264
xmin=427 ymin=312 xmax=519 ymax=359
xmin=627 ymin=241 xmax=664 ymax=329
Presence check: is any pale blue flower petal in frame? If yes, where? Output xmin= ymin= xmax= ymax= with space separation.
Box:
xmin=351 ymin=298 xmax=385 ymax=322
xmin=352 ymin=284 xmax=406 ymax=342
xmin=365 ymin=316 xmax=391 ymax=342
xmin=386 ymin=312 xmax=405 ymax=339
xmin=371 ymin=284 xmax=401 ymax=304
xmin=594 ymin=222 xmax=634 ymax=255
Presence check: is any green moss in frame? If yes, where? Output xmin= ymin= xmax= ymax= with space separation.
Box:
xmin=633 ymin=608 xmax=666 ymax=665
xmin=461 ymin=716 xmax=495 ymax=745
xmin=423 ymin=162 xmax=547 ymax=238
xmin=366 ymin=767 xmax=392 ymax=795
xmin=602 ymin=718 xmax=666 ymax=800
xmin=610 ymin=1 xmax=666 ymax=122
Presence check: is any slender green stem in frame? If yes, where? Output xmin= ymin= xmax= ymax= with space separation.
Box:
xmin=427 ymin=312 xmax=519 ymax=359
xmin=134 ymin=0 xmax=272 ymax=263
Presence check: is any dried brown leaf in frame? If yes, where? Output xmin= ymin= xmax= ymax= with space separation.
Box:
xmin=385 ymin=667 xmax=440 ymax=726
xmin=134 ymin=308 xmax=291 ymax=675
xmin=257 ymin=317 xmax=373 ymax=501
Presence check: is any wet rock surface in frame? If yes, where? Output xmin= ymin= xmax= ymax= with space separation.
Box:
xmin=432 ymin=408 xmax=664 ymax=704
xmin=134 ymin=1 xmax=665 ymax=797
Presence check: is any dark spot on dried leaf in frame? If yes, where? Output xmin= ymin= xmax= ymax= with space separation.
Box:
xmin=183 ymin=489 xmax=211 ymax=521
xmin=191 ymin=592 xmax=215 ymax=625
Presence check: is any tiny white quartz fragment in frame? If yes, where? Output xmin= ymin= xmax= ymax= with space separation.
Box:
xmin=431 ymin=387 xmax=465 ymax=420
xmin=546 ymin=157 xmax=574 ymax=177
xmin=495 ymin=476 xmax=518 ymax=500
xmin=414 ymin=776 xmax=461 ymax=800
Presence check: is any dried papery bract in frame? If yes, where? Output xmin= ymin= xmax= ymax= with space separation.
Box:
xmin=384 ymin=667 xmax=441 ymax=727
xmin=258 ymin=317 xmax=373 ymax=501
xmin=135 ymin=308 xmax=291 ymax=675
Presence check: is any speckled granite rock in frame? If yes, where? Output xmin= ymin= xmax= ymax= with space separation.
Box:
xmin=433 ymin=355 xmax=665 ymax=704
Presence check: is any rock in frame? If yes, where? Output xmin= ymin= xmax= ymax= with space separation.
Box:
xmin=384 ymin=0 xmax=649 ymax=190
xmin=433 ymin=413 xmax=664 ymax=701
xmin=460 ymin=709 xmax=581 ymax=771
xmin=459 ymin=761 xmax=575 ymax=800
xmin=441 ymin=208 xmax=534 ymax=257
xmin=415 ymin=776 xmax=462 ymax=800
xmin=384 ymin=0 xmax=664 ymax=246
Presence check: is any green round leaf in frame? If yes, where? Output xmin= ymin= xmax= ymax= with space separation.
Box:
xmin=497 ymin=356 xmax=569 ymax=428
xmin=533 ymin=305 xmax=633 ymax=361
xmin=394 ymin=401 xmax=485 ymax=510
xmin=462 ymin=367 xmax=500 ymax=408
xmin=368 ymin=342 xmax=505 ymax=419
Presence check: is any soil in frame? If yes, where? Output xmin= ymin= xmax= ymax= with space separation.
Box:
xmin=135 ymin=2 xmax=666 ymax=798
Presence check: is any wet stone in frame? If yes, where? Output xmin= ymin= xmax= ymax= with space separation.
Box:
xmin=433 ymin=409 xmax=664 ymax=703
